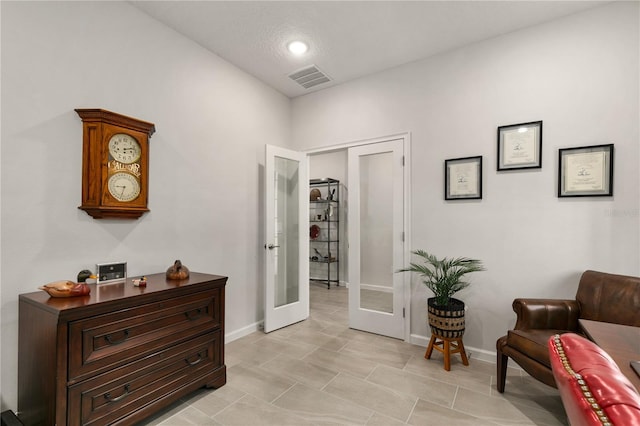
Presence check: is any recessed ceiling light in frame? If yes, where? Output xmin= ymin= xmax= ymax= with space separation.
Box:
xmin=287 ymin=41 xmax=308 ymax=55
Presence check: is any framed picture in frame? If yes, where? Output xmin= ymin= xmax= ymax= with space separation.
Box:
xmin=497 ymin=121 xmax=542 ymax=171
xmin=558 ymin=144 xmax=613 ymax=197
xmin=445 ymin=156 xmax=482 ymax=200
xmin=96 ymin=261 xmax=127 ymax=284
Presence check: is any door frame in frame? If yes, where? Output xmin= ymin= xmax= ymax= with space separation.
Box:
xmin=305 ymin=132 xmax=412 ymax=342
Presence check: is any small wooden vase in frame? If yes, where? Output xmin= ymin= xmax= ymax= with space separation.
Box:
xmin=166 ymin=260 xmax=189 ymax=280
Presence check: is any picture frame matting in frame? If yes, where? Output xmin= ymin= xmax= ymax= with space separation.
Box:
xmin=497 ymin=120 xmax=543 ymax=171
xmin=558 ymin=144 xmax=613 ymax=197
xmin=445 ymin=156 xmax=483 ymax=200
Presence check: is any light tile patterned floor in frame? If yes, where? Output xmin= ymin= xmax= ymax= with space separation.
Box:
xmin=141 ymin=283 xmax=568 ymax=425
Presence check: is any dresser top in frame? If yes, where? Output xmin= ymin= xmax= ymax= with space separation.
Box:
xmin=19 ymin=272 xmax=227 ymax=317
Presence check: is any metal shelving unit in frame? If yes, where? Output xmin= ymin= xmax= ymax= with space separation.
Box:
xmin=309 ymin=178 xmax=339 ymax=289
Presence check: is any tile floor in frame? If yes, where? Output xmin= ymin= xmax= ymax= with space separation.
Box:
xmin=142 ymin=284 xmax=568 ymax=425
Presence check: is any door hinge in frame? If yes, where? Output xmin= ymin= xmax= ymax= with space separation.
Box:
xmin=403 ymin=307 xmax=405 ymax=318
xmin=401 ymin=231 xmax=405 ymax=242
xmin=402 ymin=155 xmax=405 ymax=166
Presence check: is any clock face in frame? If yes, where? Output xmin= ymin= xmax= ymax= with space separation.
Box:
xmin=108 ymin=133 xmax=141 ymax=164
xmin=108 ymin=172 xmax=141 ymax=202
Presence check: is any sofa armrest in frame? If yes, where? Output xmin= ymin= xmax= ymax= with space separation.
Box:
xmin=512 ymin=298 xmax=580 ymax=330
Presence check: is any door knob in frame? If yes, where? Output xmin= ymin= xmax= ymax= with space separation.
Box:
xmin=268 ymin=244 xmax=280 ymax=250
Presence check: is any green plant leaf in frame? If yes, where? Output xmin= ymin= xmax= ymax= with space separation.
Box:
xmin=397 ymin=250 xmax=485 ymax=305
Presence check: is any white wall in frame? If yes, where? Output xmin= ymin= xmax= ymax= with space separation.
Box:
xmin=0 ymin=1 xmax=290 ymax=410
xmin=293 ymin=2 xmax=639 ymax=353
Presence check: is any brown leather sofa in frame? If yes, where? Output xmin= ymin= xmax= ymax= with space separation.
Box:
xmin=496 ymin=270 xmax=640 ymax=393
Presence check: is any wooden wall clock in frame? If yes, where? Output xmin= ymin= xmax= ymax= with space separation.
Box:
xmin=75 ymin=109 xmax=156 ymax=219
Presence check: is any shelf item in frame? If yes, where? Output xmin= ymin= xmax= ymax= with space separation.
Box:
xmin=309 ymin=188 xmax=322 ymax=201
xmin=310 ymin=225 xmax=320 ymax=240
xmin=17 ymin=272 xmax=227 ymax=425
xmin=309 ymin=178 xmax=340 ymax=289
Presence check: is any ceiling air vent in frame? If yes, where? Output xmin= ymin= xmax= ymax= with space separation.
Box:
xmin=288 ymin=65 xmax=331 ymax=89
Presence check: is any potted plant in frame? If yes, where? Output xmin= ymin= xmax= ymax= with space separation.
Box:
xmin=398 ymin=250 xmax=485 ymax=338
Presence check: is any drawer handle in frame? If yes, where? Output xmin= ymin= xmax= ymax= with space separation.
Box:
xmin=184 ymin=308 xmax=203 ymax=321
xmin=185 ymin=352 xmax=203 ymax=366
xmin=104 ymin=384 xmax=130 ymax=403
xmin=104 ymin=329 xmax=129 ymax=345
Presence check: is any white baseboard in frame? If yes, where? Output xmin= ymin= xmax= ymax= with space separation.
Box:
xmin=360 ymin=283 xmax=393 ymax=293
xmin=226 ymin=321 xmax=263 ymax=343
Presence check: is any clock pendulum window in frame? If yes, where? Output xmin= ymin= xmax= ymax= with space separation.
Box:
xmin=75 ymin=109 xmax=155 ymax=219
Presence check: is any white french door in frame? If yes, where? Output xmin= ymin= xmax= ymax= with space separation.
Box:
xmin=264 ymin=145 xmax=309 ymax=333
xmin=347 ymin=139 xmax=405 ymax=339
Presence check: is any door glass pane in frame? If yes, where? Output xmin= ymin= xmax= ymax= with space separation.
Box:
xmin=274 ymin=156 xmax=300 ymax=308
xmin=359 ymin=152 xmax=393 ymax=313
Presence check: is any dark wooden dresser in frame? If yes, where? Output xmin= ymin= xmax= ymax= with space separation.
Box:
xmin=18 ymin=272 xmax=227 ymax=425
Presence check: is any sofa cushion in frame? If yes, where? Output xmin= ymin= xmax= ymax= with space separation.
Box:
xmin=507 ymin=329 xmax=568 ymax=368
xmin=549 ymin=333 xmax=640 ymax=426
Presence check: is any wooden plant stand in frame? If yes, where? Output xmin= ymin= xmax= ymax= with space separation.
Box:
xmin=425 ymin=334 xmax=469 ymax=371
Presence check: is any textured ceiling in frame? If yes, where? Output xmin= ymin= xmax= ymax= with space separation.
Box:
xmin=131 ymin=1 xmax=609 ymax=98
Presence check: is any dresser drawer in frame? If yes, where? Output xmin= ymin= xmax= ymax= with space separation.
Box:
xmin=68 ymin=330 xmax=222 ymax=426
xmin=69 ymin=288 xmax=221 ymax=382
